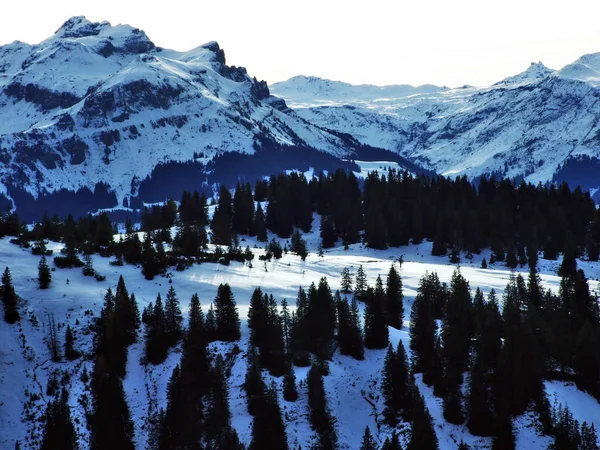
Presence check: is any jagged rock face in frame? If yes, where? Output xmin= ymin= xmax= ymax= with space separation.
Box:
xmin=0 ymin=17 xmax=383 ymax=219
xmin=271 ymin=62 xmax=600 ymax=199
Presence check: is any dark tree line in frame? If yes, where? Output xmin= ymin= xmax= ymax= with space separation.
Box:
xmin=409 ymin=260 xmax=600 ymax=448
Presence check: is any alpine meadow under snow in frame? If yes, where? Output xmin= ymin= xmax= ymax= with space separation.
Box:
xmin=1 ymin=219 xmax=599 ymax=450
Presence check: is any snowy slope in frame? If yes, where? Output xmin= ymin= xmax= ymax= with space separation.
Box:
xmin=271 ymin=58 xmax=600 ymax=197
xmin=0 ymin=17 xmax=397 ymax=218
xmin=1 ymin=216 xmax=599 ymax=450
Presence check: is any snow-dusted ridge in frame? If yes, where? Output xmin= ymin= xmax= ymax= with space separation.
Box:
xmin=270 ymin=57 xmax=600 ymax=200
xmin=0 ymin=17 xmax=411 ymax=220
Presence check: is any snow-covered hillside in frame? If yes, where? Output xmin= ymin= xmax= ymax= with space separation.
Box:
xmin=1 ymin=216 xmax=599 ymax=450
xmin=0 ymin=17 xmax=414 ymax=220
xmin=271 ymin=59 xmax=600 ymax=198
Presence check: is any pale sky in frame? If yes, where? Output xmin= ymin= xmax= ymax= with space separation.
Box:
xmin=2 ymin=0 xmax=600 ymax=88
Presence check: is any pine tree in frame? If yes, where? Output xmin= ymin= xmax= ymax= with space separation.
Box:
xmin=381 ymin=431 xmax=402 ymax=450
xmin=382 ymin=340 xmax=413 ymax=426
xmin=341 ymin=267 xmax=353 ymax=293
xmin=1 ymin=267 xmax=19 ymax=323
xmin=245 ymin=341 xmax=266 ymax=416
xmin=141 ymin=233 xmax=158 ymax=280
xmin=38 ymin=255 xmax=51 ymax=289
xmin=211 ymin=185 xmax=233 ymax=246
xmin=364 ymin=276 xmax=389 ymax=349
xmin=386 ymin=264 xmax=404 ymax=329
xmin=206 ymin=303 xmax=217 ymax=343
xmin=254 ymin=203 xmax=268 ymax=242
xmin=355 ymin=265 xmax=367 ymax=300
xmin=249 ymin=381 xmax=289 ymax=450
xmin=145 ymin=294 xmax=168 ymax=364
xmin=90 ymin=356 xmax=135 ymax=450
xmin=481 ymin=258 xmax=488 ymax=269
xmin=283 ymin=359 xmax=298 ymax=402
xmin=407 ymin=392 xmax=439 ymax=450
xmin=164 ymin=286 xmax=183 ymax=347
xmin=64 ymin=325 xmax=79 ymax=360
xmin=40 ymin=388 xmax=77 ymax=450
xmin=214 ymin=283 xmax=241 ymax=341
xmin=360 ymin=427 xmax=377 ymax=450
xmin=307 ymin=362 xmax=338 ymax=449
xmin=410 ymin=272 xmax=441 ymax=385
xmin=441 ymin=269 xmax=473 ymax=424
xmin=205 ymin=355 xmax=232 ymax=443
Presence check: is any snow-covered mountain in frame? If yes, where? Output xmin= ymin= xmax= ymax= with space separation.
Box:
xmin=0 ymin=17 xmax=415 ymax=220
xmin=271 ymin=59 xmax=600 ymax=199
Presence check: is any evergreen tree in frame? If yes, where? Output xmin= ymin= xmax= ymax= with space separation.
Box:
xmin=1 ymin=267 xmax=19 ymax=323
xmin=82 ymin=253 xmax=95 ymax=277
xmin=40 ymin=388 xmax=77 ymax=450
xmin=341 ymin=267 xmax=353 ymax=293
xmin=364 ymin=276 xmax=389 ymax=349
xmin=214 ymin=283 xmax=241 ymax=341
xmin=205 ymin=355 xmax=232 ymax=443
xmin=410 ymin=272 xmax=441 ymax=385
xmin=164 ymin=286 xmax=183 ymax=347
xmin=337 ymin=295 xmax=365 ymax=360
xmin=354 ymin=265 xmax=367 ymax=300
xmin=90 ymin=358 xmax=134 ymax=449
xmin=386 ymin=264 xmax=404 ymax=329
xmin=381 ymin=432 xmax=402 ymax=450
xmin=64 ymin=325 xmax=80 ymax=360
xmin=38 ymin=255 xmax=51 ymax=289
xmin=206 ymin=303 xmax=217 ymax=343
xmin=441 ymin=269 xmax=473 ymax=424
xmin=145 ymin=294 xmax=168 ymax=364
xmin=407 ymin=392 xmax=439 ymax=450
xmin=249 ymin=381 xmax=289 ymax=450
xmin=360 ymin=427 xmax=377 ymax=450
xmin=254 ymin=203 xmax=268 ymax=242
xmin=245 ymin=341 xmax=266 ymax=416
xmin=211 ymin=185 xmax=233 ymax=246
xmin=283 ymin=359 xmax=299 ymax=402
xmin=307 ymin=362 xmax=338 ymax=449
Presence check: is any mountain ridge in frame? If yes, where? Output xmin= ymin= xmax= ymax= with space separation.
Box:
xmin=0 ymin=16 xmax=417 ymax=220
xmin=270 ymin=57 xmax=600 ymax=200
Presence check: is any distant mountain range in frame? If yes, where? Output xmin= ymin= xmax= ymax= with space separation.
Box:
xmin=1 ymin=16 xmax=599 ymax=220
xmin=272 ymin=59 xmax=600 ymax=201
xmin=0 ymin=17 xmax=415 ymax=220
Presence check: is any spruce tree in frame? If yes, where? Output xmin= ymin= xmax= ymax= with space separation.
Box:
xmin=1 ymin=267 xmax=19 ymax=323
xmin=386 ymin=264 xmax=404 ymax=329
xmin=38 ymin=255 xmax=51 ymax=289
xmin=360 ymin=427 xmax=377 ymax=450
xmin=355 ymin=265 xmax=367 ymax=300
xmin=410 ymin=272 xmax=441 ymax=385
xmin=214 ymin=283 xmax=241 ymax=341
xmin=283 ymin=359 xmax=298 ymax=402
xmin=64 ymin=325 xmax=79 ymax=360
xmin=341 ymin=267 xmax=353 ymax=293
xmin=307 ymin=362 xmax=338 ymax=449
xmin=145 ymin=294 xmax=168 ymax=364
xmin=441 ymin=269 xmax=473 ymax=424
xmin=164 ymin=286 xmax=183 ymax=347
xmin=249 ymin=381 xmax=289 ymax=450
xmin=407 ymin=392 xmax=439 ymax=450
xmin=205 ymin=355 xmax=232 ymax=443
xmin=40 ymin=388 xmax=77 ymax=450
xmin=254 ymin=203 xmax=268 ymax=242
xmin=364 ymin=276 xmax=389 ymax=349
